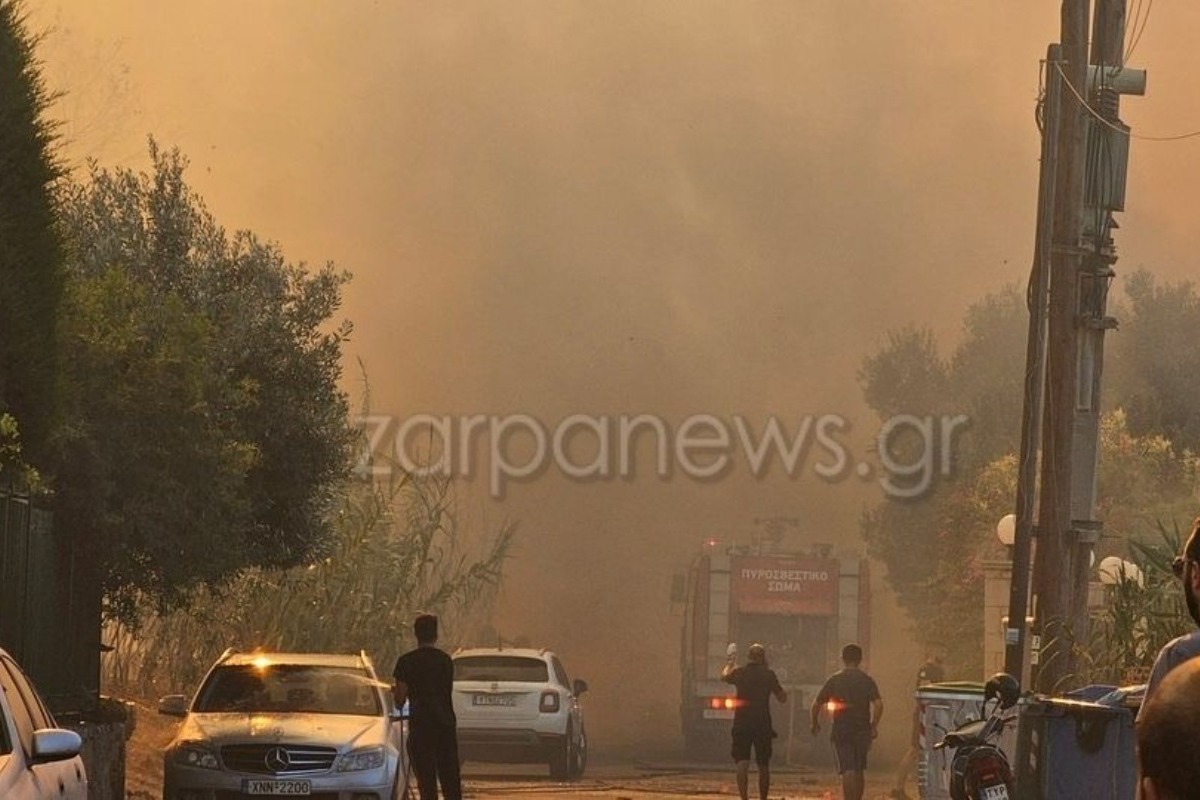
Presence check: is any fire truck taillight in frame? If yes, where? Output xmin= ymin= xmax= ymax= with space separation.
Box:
xmin=709 ymin=697 xmax=740 ymax=710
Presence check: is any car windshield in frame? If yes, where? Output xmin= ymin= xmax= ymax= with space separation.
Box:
xmin=194 ymin=664 xmax=382 ymax=715
xmin=454 ymin=656 xmax=549 ymax=682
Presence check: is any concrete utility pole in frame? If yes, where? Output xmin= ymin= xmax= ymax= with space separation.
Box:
xmin=1019 ymin=0 xmax=1143 ymax=692
xmin=1031 ymin=0 xmax=1092 ymax=694
xmin=1002 ymin=42 xmax=1061 ymax=686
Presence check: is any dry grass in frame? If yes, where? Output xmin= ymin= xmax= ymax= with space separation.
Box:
xmin=124 ymin=697 xmax=180 ymax=798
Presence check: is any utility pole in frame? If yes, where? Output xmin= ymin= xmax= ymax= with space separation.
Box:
xmin=1002 ymin=42 xmax=1061 ymax=686
xmin=1031 ymin=0 xmax=1091 ymax=694
xmin=1019 ymin=0 xmax=1143 ymax=692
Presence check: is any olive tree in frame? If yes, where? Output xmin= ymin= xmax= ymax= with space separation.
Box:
xmin=55 ymin=143 xmax=353 ymax=621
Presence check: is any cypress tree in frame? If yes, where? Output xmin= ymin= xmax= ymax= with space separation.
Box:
xmin=0 ymin=0 xmax=63 ymax=468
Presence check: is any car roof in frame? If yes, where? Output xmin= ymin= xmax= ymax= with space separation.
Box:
xmin=453 ymin=647 xmax=552 ymax=660
xmin=219 ymin=652 xmax=369 ymax=669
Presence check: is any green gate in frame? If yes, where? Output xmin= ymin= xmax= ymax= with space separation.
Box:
xmin=0 ymin=487 xmax=100 ymax=714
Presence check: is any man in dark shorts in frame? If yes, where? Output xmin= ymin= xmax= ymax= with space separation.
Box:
xmin=811 ymin=644 xmax=883 ymax=800
xmin=890 ymin=646 xmax=946 ymax=799
xmin=393 ymin=614 xmax=462 ymax=800
xmin=722 ymin=643 xmax=788 ymax=800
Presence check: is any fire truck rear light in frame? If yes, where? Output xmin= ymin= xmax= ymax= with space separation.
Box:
xmin=540 ymin=691 xmax=560 ymax=713
xmin=707 ymin=697 xmax=741 ymax=710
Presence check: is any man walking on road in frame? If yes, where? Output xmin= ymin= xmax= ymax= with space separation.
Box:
xmin=811 ymin=644 xmax=883 ymax=800
xmin=394 ymin=614 xmax=462 ymax=800
xmin=722 ymin=643 xmax=788 ymax=800
xmin=1141 ymin=518 xmax=1200 ymax=717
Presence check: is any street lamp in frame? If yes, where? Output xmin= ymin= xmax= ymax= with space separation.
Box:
xmin=997 ymin=514 xmax=1017 ymax=548
xmin=1098 ymin=556 xmax=1143 ymax=587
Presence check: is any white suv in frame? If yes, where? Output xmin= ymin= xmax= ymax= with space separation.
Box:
xmin=452 ymin=648 xmax=587 ymax=780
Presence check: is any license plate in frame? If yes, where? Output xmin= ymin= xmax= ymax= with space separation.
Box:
xmin=702 ymin=709 xmax=733 ymax=720
xmin=243 ymin=779 xmax=312 ymax=795
xmin=980 ymin=786 xmax=1009 ymax=800
xmin=473 ymin=694 xmax=516 ymax=706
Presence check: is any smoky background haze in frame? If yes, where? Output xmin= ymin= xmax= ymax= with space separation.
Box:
xmin=27 ymin=0 xmax=1200 ymax=757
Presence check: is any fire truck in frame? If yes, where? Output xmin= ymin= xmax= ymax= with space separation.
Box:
xmin=673 ymin=535 xmax=871 ymax=760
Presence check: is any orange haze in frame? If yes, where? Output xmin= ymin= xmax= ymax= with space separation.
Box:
xmin=28 ymin=0 xmax=1200 ymax=758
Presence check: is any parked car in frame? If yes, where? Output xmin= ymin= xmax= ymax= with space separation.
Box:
xmin=452 ymin=647 xmax=587 ymax=780
xmin=0 ymin=646 xmax=88 ymax=799
xmin=159 ymin=649 xmax=406 ymax=800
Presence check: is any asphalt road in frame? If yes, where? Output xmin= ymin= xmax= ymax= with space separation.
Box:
xmin=454 ymin=761 xmax=898 ymax=799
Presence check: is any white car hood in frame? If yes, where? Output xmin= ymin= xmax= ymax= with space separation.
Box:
xmin=179 ymin=713 xmax=385 ymax=750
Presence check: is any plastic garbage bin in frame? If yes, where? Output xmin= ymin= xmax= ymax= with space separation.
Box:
xmin=917 ymin=682 xmax=1018 ymax=800
xmin=1013 ymin=697 xmax=1136 ymax=800
xmin=1064 ymin=684 xmax=1118 ymax=703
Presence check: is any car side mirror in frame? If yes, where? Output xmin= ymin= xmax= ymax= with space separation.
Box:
xmin=158 ymin=694 xmax=189 ymax=717
xmin=573 ymin=679 xmax=588 ymax=697
xmin=31 ymin=729 xmax=82 ymax=764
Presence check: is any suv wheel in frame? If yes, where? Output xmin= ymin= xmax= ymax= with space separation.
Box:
xmin=548 ymin=723 xmax=573 ymax=781
xmin=568 ymin=723 xmax=587 ymax=780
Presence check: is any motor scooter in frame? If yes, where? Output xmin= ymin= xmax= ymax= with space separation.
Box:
xmin=934 ymin=673 xmax=1020 ymax=800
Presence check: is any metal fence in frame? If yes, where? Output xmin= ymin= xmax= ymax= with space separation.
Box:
xmin=0 ymin=487 xmax=100 ymax=715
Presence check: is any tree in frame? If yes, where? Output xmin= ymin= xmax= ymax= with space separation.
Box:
xmin=54 ymin=266 xmax=257 ymax=616
xmin=1108 ymin=270 xmax=1200 ymax=452
xmin=859 ymin=326 xmax=950 ymax=420
xmin=103 ymin=469 xmax=515 ymax=696
xmin=0 ymin=0 xmax=64 ymax=467
xmin=858 ymin=287 xmax=1026 ymax=670
xmin=860 ymin=277 xmax=1200 ymax=675
xmin=55 ymin=143 xmax=354 ymax=621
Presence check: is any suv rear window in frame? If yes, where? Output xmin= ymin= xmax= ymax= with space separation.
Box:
xmin=454 ymin=656 xmax=549 ymax=682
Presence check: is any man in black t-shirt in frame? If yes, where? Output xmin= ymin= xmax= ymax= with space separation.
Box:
xmin=722 ymin=643 xmax=788 ymax=800
xmin=393 ymin=614 xmax=461 ymax=800
xmin=811 ymin=644 xmax=883 ymax=800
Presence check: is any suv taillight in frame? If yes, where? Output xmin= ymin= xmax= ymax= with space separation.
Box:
xmin=540 ymin=690 xmax=560 ymax=713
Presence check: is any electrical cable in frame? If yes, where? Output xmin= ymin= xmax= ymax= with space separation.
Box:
xmin=1123 ymin=0 xmax=1143 ymax=61
xmin=1125 ymin=0 xmax=1154 ymax=63
xmin=1054 ymin=62 xmax=1200 ymax=142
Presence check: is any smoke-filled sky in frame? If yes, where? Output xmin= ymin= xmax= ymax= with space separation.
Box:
xmin=27 ymin=1 xmax=1200 ymax=750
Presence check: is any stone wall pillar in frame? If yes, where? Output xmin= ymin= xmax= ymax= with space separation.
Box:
xmin=981 ymin=559 xmax=1013 ymax=678
xmin=67 ymin=698 xmax=133 ymax=800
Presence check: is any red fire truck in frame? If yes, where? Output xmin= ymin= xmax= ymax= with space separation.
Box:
xmin=674 ymin=537 xmax=871 ymax=759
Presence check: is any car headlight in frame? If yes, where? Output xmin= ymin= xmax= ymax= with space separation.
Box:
xmin=337 ymin=746 xmax=385 ymax=772
xmin=173 ymin=742 xmax=220 ymax=770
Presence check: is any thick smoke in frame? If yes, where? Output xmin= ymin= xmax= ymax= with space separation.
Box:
xmin=29 ymin=0 xmax=1200 ymax=756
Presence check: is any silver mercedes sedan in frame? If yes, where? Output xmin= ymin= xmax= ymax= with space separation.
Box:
xmin=159 ymin=649 xmax=406 ymax=800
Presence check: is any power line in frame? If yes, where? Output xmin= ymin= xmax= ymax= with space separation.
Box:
xmin=1054 ymin=62 xmax=1200 ymax=142
xmin=1124 ymin=0 xmax=1154 ymax=62
xmin=1124 ymin=0 xmax=1144 ymax=60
